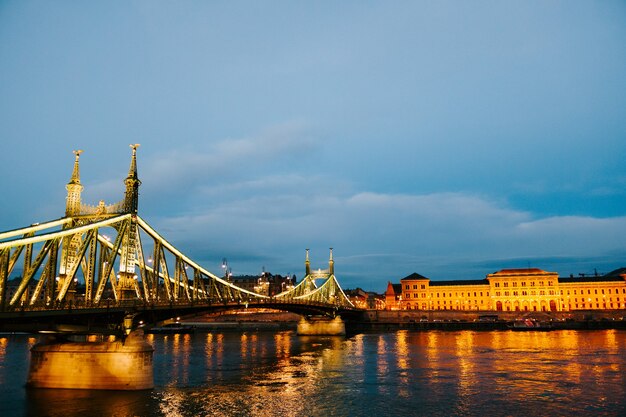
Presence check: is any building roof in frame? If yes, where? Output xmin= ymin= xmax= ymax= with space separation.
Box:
xmin=385 ymin=282 xmax=402 ymax=295
xmin=559 ymin=275 xmax=625 ymax=284
xmin=430 ymin=279 xmax=489 ymax=286
xmin=488 ymin=268 xmax=557 ymax=276
xmin=400 ymin=272 xmax=429 ymax=281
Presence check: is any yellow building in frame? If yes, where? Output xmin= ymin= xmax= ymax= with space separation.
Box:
xmin=398 ymin=268 xmax=626 ymax=312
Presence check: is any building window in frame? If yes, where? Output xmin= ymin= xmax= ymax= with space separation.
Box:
xmin=504 ymin=282 xmax=509 ymax=288
xmin=495 ymin=283 xmax=500 ymax=288
xmin=421 ymin=285 xmax=425 ymax=290
xmin=521 ymin=282 xmax=526 ymax=287
xmin=513 ymin=282 xmax=517 ymax=287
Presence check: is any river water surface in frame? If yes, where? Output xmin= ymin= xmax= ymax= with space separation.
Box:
xmin=0 ymin=330 xmax=625 ymax=416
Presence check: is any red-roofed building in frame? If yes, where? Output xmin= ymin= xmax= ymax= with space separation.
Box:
xmin=385 ymin=281 xmax=403 ymax=310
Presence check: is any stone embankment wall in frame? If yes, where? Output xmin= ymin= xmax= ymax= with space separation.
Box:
xmin=363 ymin=309 xmax=625 ymax=323
xmin=351 ymin=309 xmax=626 ymax=331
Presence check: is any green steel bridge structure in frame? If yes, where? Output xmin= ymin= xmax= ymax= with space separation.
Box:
xmin=0 ymin=146 xmax=358 ymax=334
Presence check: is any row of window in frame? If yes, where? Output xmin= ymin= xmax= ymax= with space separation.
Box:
xmin=573 ymin=298 xmax=622 ymax=303
xmin=435 ymin=299 xmax=483 ymax=305
xmin=403 ymin=303 xmax=626 ymax=311
xmin=570 ymin=303 xmax=626 ymax=309
xmin=407 ymin=284 xmax=427 ymax=290
xmin=494 ymin=280 xmax=554 ymax=288
xmin=564 ymin=288 xmax=625 ymax=295
xmin=494 ymin=290 xmax=556 ymax=297
xmin=404 ymin=287 xmax=626 ymax=299
xmin=404 ymin=291 xmax=490 ymax=298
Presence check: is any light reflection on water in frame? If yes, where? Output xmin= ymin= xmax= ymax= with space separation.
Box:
xmin=0 ymin=330 xmax=624 ymax=416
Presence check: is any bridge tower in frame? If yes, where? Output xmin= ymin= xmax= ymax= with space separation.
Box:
xmin=65 ymin=150 xmax=83 ymax=217
xmin=57 ymin=150 xmax=85 ymax=304
xmin=118 ymin=144 xmax=141 ymax=300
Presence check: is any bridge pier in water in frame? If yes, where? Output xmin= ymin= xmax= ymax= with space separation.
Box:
xmin=297 ymin=316 xmax=346 ymax=336
xmin=27 ymin=330 xmax=154 ymax=390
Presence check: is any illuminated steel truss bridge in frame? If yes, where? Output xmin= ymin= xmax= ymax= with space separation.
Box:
xmin=0 ymin=146 xmax=356 ymax=333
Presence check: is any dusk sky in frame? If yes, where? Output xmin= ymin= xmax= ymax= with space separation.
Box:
xmin=1 ymin=2 xmax=625 ymax=291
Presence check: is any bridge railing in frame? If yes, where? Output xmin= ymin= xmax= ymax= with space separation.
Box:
xmin=1 ymin=294 xmax=359 ymax=314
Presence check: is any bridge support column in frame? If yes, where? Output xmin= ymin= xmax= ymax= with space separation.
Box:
xmin=27 ymin=330 xmax=153 ymax=390
xmin=297 ymin=316 xmax=345 ymax=336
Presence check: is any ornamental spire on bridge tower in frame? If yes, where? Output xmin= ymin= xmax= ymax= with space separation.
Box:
xmin=329 ymin=248 xmax=334 ymax=275
xmin=65 ymin=150 xmax=84 ymax=217
xmin=123 ymin=144 xmax=141 ymax=214
xmin=60 ymin=150 xmax=85 ymax=300
xmin=119 ymin=144 xmax=141 ymax=300
xmin=305 ymin=249 xmax=310 ymax=276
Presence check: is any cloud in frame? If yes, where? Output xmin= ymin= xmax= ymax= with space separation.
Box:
xmin=144 ymin=120 xmax=317 ymax=187
xmin=82 ymin=120 xmax=319 ymax=205
xmin=148 ymin=185 xmax=626 ymax=288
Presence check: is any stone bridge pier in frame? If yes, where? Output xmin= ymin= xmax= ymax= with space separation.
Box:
xmin=27 ymin=330 xmax=154 ymax=390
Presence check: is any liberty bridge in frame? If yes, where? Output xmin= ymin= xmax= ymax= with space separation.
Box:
xmin=0 ymin=146 xmax=358 ymax=338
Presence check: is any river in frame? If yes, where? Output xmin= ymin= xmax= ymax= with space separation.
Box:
xmin=0 ymin=330 xmax=625 ymax=416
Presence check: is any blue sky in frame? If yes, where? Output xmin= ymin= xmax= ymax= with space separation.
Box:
xmin=1 ymin=1 xmax=625 ymax=291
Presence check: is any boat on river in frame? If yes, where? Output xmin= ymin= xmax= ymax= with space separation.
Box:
xmin=508 ymin=318 xmax=553 ymax=331
xmin=146 ymin=322 xmax=195 ymax=334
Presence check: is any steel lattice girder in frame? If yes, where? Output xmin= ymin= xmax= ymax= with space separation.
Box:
xmin=0 ymin=214 xmax=270 ymax=310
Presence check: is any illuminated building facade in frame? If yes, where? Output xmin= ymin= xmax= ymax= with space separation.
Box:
xmin=393 ymin=268 xmax=626 ymax=312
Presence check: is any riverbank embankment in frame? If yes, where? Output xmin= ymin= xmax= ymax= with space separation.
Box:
xmin=181 ymin=309 xmax=626 ymax=332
